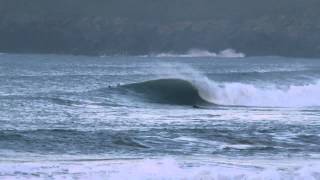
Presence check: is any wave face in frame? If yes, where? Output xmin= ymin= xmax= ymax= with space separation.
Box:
xmin=120 ymin=79 xmax=208 ymax=106
xmin=118 ymin=77 xmax=320 ymax=107
xmin=146 ymin=49 xmax=245 ymax=58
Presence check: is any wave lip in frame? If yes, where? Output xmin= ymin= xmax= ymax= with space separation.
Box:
xmin=146 ymin=49 xmax=245 ymax=58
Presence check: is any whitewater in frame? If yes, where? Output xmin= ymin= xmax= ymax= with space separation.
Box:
xmin=0 ymin=53 xmax=320 ymax=179
xmin=143 ymin=48 xmax=246 ymax=58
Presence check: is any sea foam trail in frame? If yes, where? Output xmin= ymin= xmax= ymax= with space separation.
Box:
xmin=146 ymin=49 xmax=245 ymax=58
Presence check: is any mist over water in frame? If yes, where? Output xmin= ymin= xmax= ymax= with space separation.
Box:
xmin=0 ymin=54 xmax=320 ymax=179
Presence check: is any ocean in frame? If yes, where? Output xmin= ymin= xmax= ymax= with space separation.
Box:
xmin=0 ymin=53 xmax=320 ymax=179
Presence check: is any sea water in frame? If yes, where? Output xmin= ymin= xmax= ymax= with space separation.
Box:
xmin=0 ymin=53 xmax=320 ymax=179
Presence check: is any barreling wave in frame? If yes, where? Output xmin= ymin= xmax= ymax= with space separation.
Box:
xmin=118 ymin=77 xmax=320 ymax=107
xmin=144 ymin=49 xmax=245 ymax=58
xmin=120 ymin=79 xmax=209 ymax=106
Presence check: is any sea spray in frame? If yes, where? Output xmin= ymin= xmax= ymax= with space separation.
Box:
xmin=145 ymin=49 xmax=245 ymax=58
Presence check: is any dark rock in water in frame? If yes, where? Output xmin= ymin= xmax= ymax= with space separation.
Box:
xmin=0 ymin=0 xmax=320 ymax=57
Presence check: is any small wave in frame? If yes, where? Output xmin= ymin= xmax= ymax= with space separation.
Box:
xmin=145 ymin=49 xmax=245 ymax=58
xmin=0 ymin=95 xmax=81 ymax=106
xmin=0 ymin=129 xmax=149 ymax=154
xmin=112 ymin=135 xmax=149 ymax=148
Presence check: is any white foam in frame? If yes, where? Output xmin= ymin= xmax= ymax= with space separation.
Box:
xmin=0 ymin=158 xmax=320 ymax=180
xmin=217 ymin=49 xmax=246 ymax=58
xmin=148 ymin=49 xmax=245 ymax=58
xmin=195 ymin=80 xmax=320 ymax=107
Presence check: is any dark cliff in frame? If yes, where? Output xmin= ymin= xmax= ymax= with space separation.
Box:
xmin=0 ymin=0 xmax=320 ymax=57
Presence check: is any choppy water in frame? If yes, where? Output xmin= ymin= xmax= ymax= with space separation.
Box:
xmin=0 ymin=53 xmax=320 ymax=179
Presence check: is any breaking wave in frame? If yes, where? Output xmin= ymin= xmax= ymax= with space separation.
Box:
xmin=119 ymin=77 xmax=320 ymax=107
xmin=146 ymin=49 xmax=245 ymax=58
